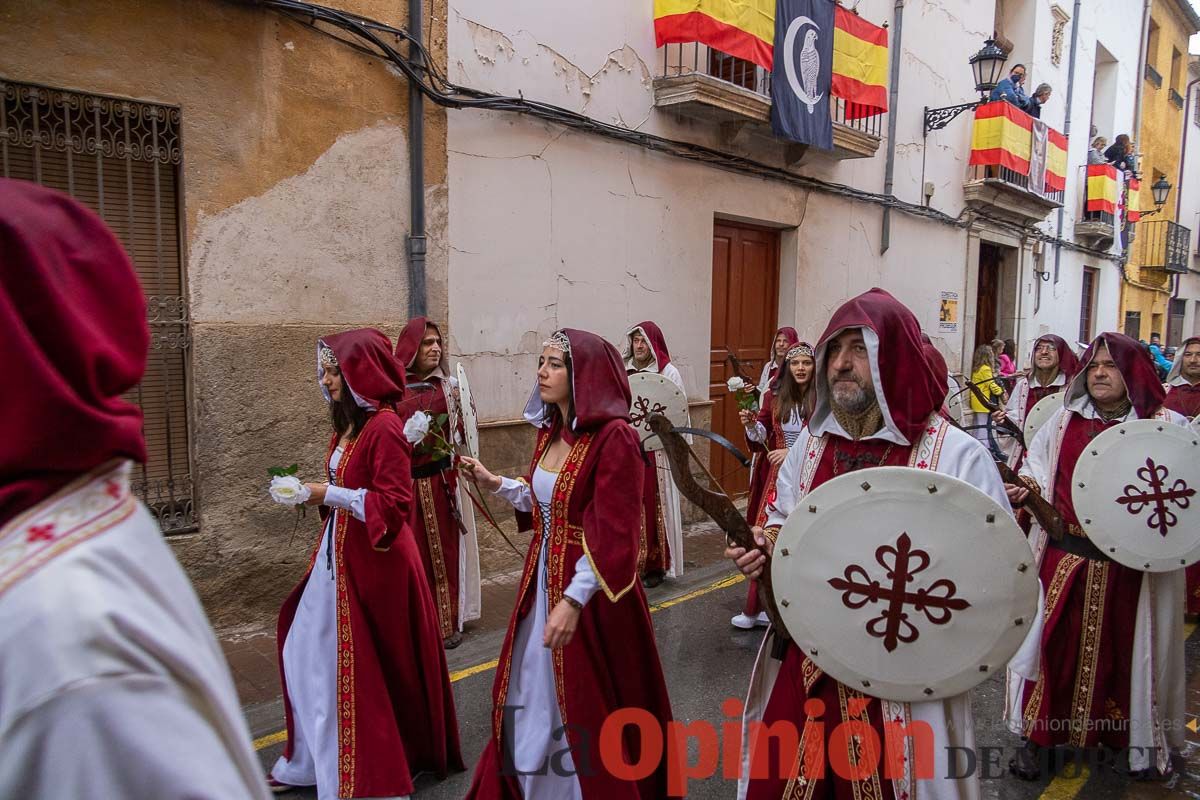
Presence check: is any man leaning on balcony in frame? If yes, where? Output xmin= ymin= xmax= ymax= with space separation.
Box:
xmin=990 ymin=64 xmax=1030 ymax=110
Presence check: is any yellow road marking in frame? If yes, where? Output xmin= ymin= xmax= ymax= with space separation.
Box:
xmin=1036 ymin=765 xmax=1089 ymax=800
xmin=1185 ymin=621 xmax=1197 ymax=640
xmin=254 ymin=571 xmax=744 ymax=750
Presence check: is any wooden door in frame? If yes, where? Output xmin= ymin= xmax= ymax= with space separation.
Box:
xmin=975 ymin=244 xmax=1001 ymax=349
xmin=710 ymin=222 xmax=780 ymax=497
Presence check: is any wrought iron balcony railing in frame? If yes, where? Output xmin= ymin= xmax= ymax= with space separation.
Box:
xmin=1133 ymin=219 xmax=1191 ymax=274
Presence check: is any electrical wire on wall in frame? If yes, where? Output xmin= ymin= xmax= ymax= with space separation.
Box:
xmin=246 ymin=0 xmax=1122 ymax=264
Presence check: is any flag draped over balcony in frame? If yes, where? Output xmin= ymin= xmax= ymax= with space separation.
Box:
xmin=968 ymin=101 xmax=1067 ymax=192
xmin=1086 ymin=164 xmax=1118 ymax=215
xmin=1126 ymin=177 xmax=1143 ymax=222
xmin=654 ymin=0 xmax=776 ymax=70
xmin=831 ymin=6 xmax=888 ymax=119
xmin=770 ymin=0 xmax=834 ymax=148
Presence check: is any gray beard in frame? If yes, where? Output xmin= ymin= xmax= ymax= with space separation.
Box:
xmin=831 ymin=383 xmax=875 ymax=415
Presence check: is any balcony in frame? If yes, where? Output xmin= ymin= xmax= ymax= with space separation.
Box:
xmin=1170 ymin=88 xmax=1185 ymax=109
xmin=1145 ymin=63 xmax=1163 ymax=89
xmin=963 ymin=101 xmax=1065 ymax=225
xmin=652 ymin=43 xmax=883 ymax=160
xmin=1133 ymin=219 xmax=1191 ymax=273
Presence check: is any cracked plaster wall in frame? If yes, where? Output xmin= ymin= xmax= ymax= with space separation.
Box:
xmin=445 ymin=0 xmax=1142 ymax=398
xmin=1 ymin=0 xmax=450 ymax=627
xmin=444 ymin=0 xmax=996 ymax=413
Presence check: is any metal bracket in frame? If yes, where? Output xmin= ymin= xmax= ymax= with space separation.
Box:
xmin=923 ymin=101 xmax=982 ymax=136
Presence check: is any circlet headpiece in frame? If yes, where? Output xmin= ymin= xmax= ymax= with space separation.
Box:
xmin=319 ymin=344 xmax=339 ymax=369
xmin=542 ymin=331 xmax=572 ymax=355
xmin=786 ymin=343 xmax=814 ymax=360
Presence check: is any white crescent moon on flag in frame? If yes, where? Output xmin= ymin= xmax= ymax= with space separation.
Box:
xmin=783 ymin=15 xmax=822 ymax=110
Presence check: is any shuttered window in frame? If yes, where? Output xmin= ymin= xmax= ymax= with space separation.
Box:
xmin=1 ymin=78 xmax=196 ymax=534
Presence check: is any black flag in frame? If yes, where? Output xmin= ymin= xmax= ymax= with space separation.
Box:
xmin=770 ymin=0 xmax=835 ymax=149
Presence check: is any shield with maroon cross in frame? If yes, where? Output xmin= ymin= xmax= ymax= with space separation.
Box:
xmin=1023 ymin=392 xmax=1065 ymax=445
xmin=1072 ymin=419 xmax=1200 ymax=572
xmin=627 ymin=372 xmax=688 ymax=452
xmin=771 ymin=466 xmax=1039 ymax=702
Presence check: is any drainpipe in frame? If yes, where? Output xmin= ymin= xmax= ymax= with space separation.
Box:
xmin=879 ymin=0 xmax=904 ymax=255
xmin=1051 ymin=0 xmax=1083 ymax=285
xmin=406 ymin=0 xmax=428 ymax=317
xmin=1176 ymin=76 xmax=1199 ymax=220
xmin=1171 ymin=76 xmax=1200 ymax=310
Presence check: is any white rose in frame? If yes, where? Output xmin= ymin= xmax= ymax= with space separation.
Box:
xmin=726 ymin=376 xmax=745 ymax=392
xmin=403 ymin=410 xmax=432 ymax=445
xmin=269 ymin=475 xmax=311 ymax=506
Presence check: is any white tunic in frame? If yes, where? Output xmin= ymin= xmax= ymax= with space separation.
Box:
xmin=0 ymin=461 xmax=269 ymax=800
xmin=745 ymin=408 xmax=805 ymax=449
xmin=271 ymin=449 xmax=396 ymax=800
xmin=1006 ymin=402 xmax=1188 ymax=773
xmin=494 ymin=467 xmax=600 ymax=799
xmin=625 ymin=358 xmax=688 ymax=578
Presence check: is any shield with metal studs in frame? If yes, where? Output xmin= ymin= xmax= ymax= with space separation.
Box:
xmin=1023 ymin=392 xmax=1065 ymax=446
xmin=1072 ymin=419 xmax=1200 ymax=572
xmin=771 ymin=466 xmax=1038 ymax=702
xmin=455 ymin=362 xmax=480 ymax=460
xmin=627 ymin=372 xmax=688 ymax=452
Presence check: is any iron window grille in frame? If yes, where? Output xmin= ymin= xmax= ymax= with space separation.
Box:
xmin=0 ymin=78 xmax=197 ymax=534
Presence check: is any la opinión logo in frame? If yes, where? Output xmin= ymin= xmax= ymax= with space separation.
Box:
xmin=501 ymin=697 xmax=937 ymax=794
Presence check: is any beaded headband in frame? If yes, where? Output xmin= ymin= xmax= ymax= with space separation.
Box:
xmin=786 ymin=343 xmax=814 ymax=360
xmin=542 ymin=331 xmax=572 ymax=354
xmin=318 ymin=344 xmax=339 ymax=368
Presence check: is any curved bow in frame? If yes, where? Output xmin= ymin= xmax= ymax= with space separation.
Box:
xmin=646 ymin=414 xmax=791 ymax=650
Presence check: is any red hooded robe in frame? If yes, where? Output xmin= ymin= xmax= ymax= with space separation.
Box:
xmin=466 ymin=329 xmax=678 ymax=799
xmin=747 ymin=290 xmax=950 ymax=800
xmin=276 ymin=328 xmax=463 ymax=798
xmin=1019 ymin=332 xmax=1171 ymax=750
xmin=395 ymin=317 xmax=466 ymax=637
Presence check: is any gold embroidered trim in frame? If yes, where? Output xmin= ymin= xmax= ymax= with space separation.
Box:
xmin=417 ymin=478 xmax=455 ymax=638
xmin=1067 ymin=559 xmax=1108 ymax=747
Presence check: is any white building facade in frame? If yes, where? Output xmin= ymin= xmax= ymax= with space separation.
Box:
xmin=442 ymin=0 xmax=1145 ymax=489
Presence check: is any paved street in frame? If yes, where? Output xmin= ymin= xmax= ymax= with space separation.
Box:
xmin=240 ymin=528 xmax=1200 ymax=799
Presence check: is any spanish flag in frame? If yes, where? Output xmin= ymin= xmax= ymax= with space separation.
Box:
xmin=654 ymin=0 xmax=775 ymax=71
xmin=969 ymin=101 xmax=1068 ymax=192
xmin=831 ymin=6 xmax=888 ymax=119
xmin=1086 ymin=164 xmax=1118 ymax=215
xmin=1046 ymin=128 xmax=1067 ymax=192
xmin=1127 ymin=177 xmax=1142 ymax=222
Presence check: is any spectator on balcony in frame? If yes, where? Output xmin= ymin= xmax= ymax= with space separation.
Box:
xmin=1105 ymin=134 xmax=1137 ymax=176
xmin=989 ymin=64 xmax=1030 ymax=110
xmin=1087 ymin=136 xmax=1108 ymax=165
xmin=1027 ymin=83 xmax=1052 ymax=119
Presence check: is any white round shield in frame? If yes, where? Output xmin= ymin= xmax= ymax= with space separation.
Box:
xmin=772 ymin=467 xmax=1038 ymax=702
xmin=1072 ymin=419 xmax=1200 ymax=572
xmin=455 ymin=362 xmax=480 ymax=459
xmin=1023 ymin=393 xmax=1064 ymax=445
xmin=1190 ymin=414 xmax=1200 ymax=434
xmin=627 ymin=372 xmax=688 ymax=452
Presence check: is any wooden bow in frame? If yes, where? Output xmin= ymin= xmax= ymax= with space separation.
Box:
xmin=646 ymin=414 xmax=792 ymax=651
xmin=946 ymin=385 xmax=1064 ymax=540
xmin=964 ymin=380 xmax=1026 ymax=449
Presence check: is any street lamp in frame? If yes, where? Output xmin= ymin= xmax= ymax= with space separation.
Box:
xmin=924 ymin=39 xmax=1009 ymax=135
xmin=1137 ymin=177 xmax=1173 ymax=218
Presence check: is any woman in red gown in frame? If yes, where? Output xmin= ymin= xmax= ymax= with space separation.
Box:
xmin=730 ymin=342 xmax=815 ymax=629
xmin=459 ymin=328 xmax=677 ymax=799
xmin=269 ymin=329 xmax=462 ymax=798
